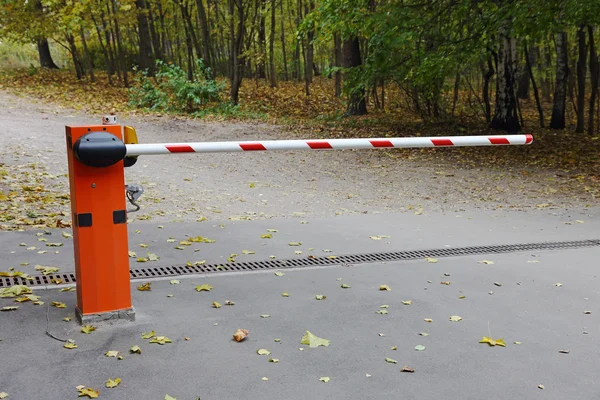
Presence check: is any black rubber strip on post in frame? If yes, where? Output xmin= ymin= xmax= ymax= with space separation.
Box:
xmin=73 ymin=131 xmax=126 ymax=168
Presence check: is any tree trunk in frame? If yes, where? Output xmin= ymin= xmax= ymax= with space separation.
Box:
xmin=294 ymin=0 xmax=302 ymax=81
xmin=576 ymin=25 xmax=587 ymax=133
xmin=111 ymin=0 xmax=128 ymax=86
xmin=181 ymin=6 xmax=195 ymax=81
xmin=588 ymin=25 xmax=599 ymax=135
xmin=451 ymin=72 xmax=460 ymax=116
xmin=91 ymin=13 xmax=112 ymax=84
xmin=79 ymin=26 xmax=95 ymax=82
xmin=304 ymin=1 xmax=314 ymax=87
xmin=196 ymin=0 xmax=212 ymax=68
xmin=482 ymin=55 xmax=495 ymax=123
xmin=136 ymin=0 xmax=155 ymax=74
xmin=550 ymin=32 xmax=569 ymax=129
xmin=257 ymin=0 xmax=267 ymax=79
xmin=524 ymin=43 xmax=544 ymax=127
xmin=37 ymin=39 xmax=59 ymax=69
xmin=147 ymin=1 xmax=164 ymax=60
xmin=269 ymin=0 xmax=277 ymax=87
xmin=66 ymin=33 xmax=84 ymax=80
xmin=280 ymin=0 xmax=288 ymax=80
xmin=100 ymin=8 xmax=118 ymax=81
xmin=517 ymin=52 xmax=529 ymax=99
xmin=229 ymin=0 xmax=245 ymax=105
xmin=343 ymin=37 xmax=367 ymax=116
xmin=490 ymin=30 xmax=520 ymax=132
xmin=334 ymin=33 xmax=342 ymax=97
xmin=34 ymin=0 xmax=59 ymax=69
xmin=179 ymin=1 xmax=202 ymax=64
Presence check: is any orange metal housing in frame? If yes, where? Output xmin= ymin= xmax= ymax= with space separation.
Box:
xmin=66 ymin=125 xmax=132 ymax=317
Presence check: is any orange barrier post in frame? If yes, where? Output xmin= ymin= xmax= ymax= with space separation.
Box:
xmin=66 ymin=124 xmax=134 ymax=323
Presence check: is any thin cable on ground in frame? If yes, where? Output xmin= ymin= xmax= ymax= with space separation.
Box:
xmin=45 ymin=295 xmax=68 ymax=343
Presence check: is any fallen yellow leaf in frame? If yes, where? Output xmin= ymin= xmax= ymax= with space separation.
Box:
xmin=77 ymin=387 xmax=99 ymax=398
xmin=479 ymin=336 xmax=506 ymax=347
xmin=81 ymin=325 xmax=96 ymax=334
xmin=195 ymin=284 xmax=213 ymax=292
xmin=105 ymin=378 xmax=121 ymax=388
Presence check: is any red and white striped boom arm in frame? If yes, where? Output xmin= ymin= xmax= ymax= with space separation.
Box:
xmin=125 ymin=134 xmax=533 ymax=156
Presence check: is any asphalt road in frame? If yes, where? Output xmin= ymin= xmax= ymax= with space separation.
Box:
xmin=1 ymin=210 xmax=600 ymax=400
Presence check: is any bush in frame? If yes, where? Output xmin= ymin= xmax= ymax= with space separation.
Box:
xmin=129 ymin=59 xmax=224 ymax=112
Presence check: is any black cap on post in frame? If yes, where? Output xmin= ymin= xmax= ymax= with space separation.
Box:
xmin=73 ymin=132 xmax=127 ymax=168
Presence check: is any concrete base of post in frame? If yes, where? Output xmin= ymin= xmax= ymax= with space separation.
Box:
xmin=76 ymin=307 xmax=136 ymax=325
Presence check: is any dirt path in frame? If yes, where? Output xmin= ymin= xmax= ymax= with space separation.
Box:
xmin=0 ymin=91 xmax=595 ymax=229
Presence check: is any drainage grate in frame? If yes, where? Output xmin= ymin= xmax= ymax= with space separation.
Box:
xmin=2 ymin=239 xmax=599 ymax=288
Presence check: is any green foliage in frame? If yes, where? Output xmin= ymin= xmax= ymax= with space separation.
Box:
xmin=0 ymin=40 xmax=68 ymax=69
xmin=129 ymin=59 xmax=224 ymax=113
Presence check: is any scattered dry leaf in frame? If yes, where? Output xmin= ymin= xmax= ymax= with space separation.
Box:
xmin=105 ymin=378 xmax=121 ymax=389
xmin=300 ymin=331 xmax=330 ymax=347
xmin=141 ymin=330 xmax=155 ymax=339
xmin=137 ymin=282 xmax=151 ymax=291
xmin=479 ymin=336 xmax=506 ymax=347
xmin=130 ymin=345 xmax=142 ymax=354
xmin=81 ymin=325 xmax=96 ymax=334
xmin=233 ymin=329 xmax=249 ymax=342
xmin=77 ymin=387 xmax=99 ymax=398
xmin=150 ymin=336 xmax=172 ymax=345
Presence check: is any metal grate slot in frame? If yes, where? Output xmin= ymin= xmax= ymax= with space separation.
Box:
xmin=1 ymin=238 xmax=599 ymax=288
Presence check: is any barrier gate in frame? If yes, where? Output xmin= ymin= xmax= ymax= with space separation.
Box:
xmin=66 ymin=116 xmax=533 ymax=323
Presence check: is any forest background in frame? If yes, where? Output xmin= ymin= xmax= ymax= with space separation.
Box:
xmin=0 ymin=0 xmax=599 ymax=177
